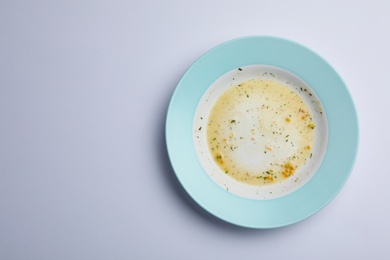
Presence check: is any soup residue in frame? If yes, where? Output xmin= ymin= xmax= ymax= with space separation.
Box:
xmin=207 ymin=79 xmax=315 ymax=186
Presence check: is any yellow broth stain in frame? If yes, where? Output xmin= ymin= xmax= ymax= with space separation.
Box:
xmin=206 ymin=79 xmax=315 ymax=187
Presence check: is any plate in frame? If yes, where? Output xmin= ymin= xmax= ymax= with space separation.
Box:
xmin=166 ymin=36 xmax=358 ymax=228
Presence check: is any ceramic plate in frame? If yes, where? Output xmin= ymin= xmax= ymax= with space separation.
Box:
xmin=166 ymin=36 xmax=358 ymax=228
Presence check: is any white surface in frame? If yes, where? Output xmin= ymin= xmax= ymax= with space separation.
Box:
xmin=0 ymin=0 xmax=389 ymax=259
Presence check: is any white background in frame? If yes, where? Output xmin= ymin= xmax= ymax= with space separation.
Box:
xmin=0 ymin=1 xmax=389 ymax=259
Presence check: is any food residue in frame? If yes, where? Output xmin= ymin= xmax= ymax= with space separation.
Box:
xmin=206 ymin=79 xmax=315 ymax=187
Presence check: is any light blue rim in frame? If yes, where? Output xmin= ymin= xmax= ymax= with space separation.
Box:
xmin=166 ymin=36 xmax=359 ymax=229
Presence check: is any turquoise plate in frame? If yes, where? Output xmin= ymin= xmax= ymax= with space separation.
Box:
xmin=165 ymin=36 xmax=358 ymax=228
